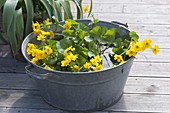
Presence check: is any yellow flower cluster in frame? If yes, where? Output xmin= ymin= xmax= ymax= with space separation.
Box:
xmin=61 ymin=46 xmax=78 ymax=67
xmin=32 ymin=19 xmax=54 ymax=41
xmin=84 ymin=55 xmax=102 ymax=71
xmin=27 ymin=43 xmax=53 ymax=65
xmin=126 ymin=38 xmax=160 ymax=57
xmin=83 ymin=4 xmax=88 ymax=14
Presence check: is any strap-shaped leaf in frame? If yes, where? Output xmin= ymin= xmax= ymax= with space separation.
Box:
xmin=7 ymin=14 xmax=18 ymax=55
xmin=54 ymin=1 xmax=62 ymax=21
xmin=71 ymin=0 xmax=83 ymax=19
xmin=40 ymin=0 xmax=52 ymax=19
xmin=0 ymin=0 xmax=6 ymax=9
xmin=3 ymin=0 xmax=18 ymax=32
xmin=59 ymin=0 xmax=73 ymax=19
xmin=88 ymin=0 xmax=93 ymax=17
xmin=0 ymin=33 xmax=8 ymax=44
xmin=15 ymin=8 xmax=24 ymax=43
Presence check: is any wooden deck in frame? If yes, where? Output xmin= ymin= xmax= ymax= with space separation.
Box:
xmin=0 ymin=0 xmax=170 ymax=113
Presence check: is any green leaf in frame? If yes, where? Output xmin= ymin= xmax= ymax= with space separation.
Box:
xmin=62 ymin=30 xmax=75 ymax=37
xmin=129 ymin=31 xmax=139 ymax=42
xmin=67 ymin=19 xmax=78 ymax=25
xmin=15 ymin=8 xmax=24 ymax=43
xmin=3 ymin=0 xmax=18 ymax=32
xmin=103 ymin=28 xmax=116 ymax=42
xmin=54 ymin=1 xmax=62 ymax=21
xmin=56 ymin=38 xmax=73 ymax=54
xmin=71 ymin=0 xmax=83 ymax=19
xmin=60 ymin=0 xmax=73 ymax=19
xmin=84 ymin=36 xmax=93 ymax=42
xmin=40 ymin=0 xmax=52 ymax=19
xmin=7 ymin=13 xmax=18 ymax=55
xmin=0 ymin=0 xmax=6 ymax=9
xmin=74 ymin=45 xmax=88 ymax=53
xmin=78 ymin=29 xmax=87 ymax=40
xmin=23 ymin=0 xmax=33 ymax=36
xmin=88 ymin=0 xmax=93 ymax=17
xmin=90 ymin=26 xmax=100 ymax=35
xmin=77 ymin=52 xmax=88 ymax=65
xmin=114 ymin=38 xmax=123 ymax=48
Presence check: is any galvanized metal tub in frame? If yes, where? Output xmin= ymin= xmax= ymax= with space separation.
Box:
xmin=22 ymin=20 xmax=134 ymax=112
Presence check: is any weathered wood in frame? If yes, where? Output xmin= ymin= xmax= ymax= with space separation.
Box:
xmin=0 ymin=89 xmax=170 ymax=112
xmin=124 ymin=4 xmax=170 ymax=14
xmin=83 ymin=0 xmax=170 ymax=4
xmin=0 ymin=108 xmax=108 ymax=113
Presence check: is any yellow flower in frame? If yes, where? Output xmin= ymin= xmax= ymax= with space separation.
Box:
xmin=94 ymin=55 xmax=102 ymax=63
xmin=83 ymin=4 xmax=88 ymax=14
xmin=63 ymin=21 xmax=72 ymax=30
xmin=45 ymin=46 xmax=53 ymax=55
xmin=90 ymin=58 xmax=98 ymax=66
xmin=142 ymin=38 xmax=152 ymax=49
xmin=32 ymin=21 xmax=40 ymax=30
xmin=64 ymin=52 xmax=78 ymax=62
xmin=71 ymin=65 xmax=80 ymax=72
xmin=94 ymin=64 xmax=102 ymax=71
xmin=27 ymin=43 xmax=36 ymax=55
xmin=31 ymin=57 xmax=39 ymax=64
xmin=49 ymin=30 xmax=54 ymax=39
xmin=114 ymin=54 xmax=124 ymax=63
xmin=43 ymin=18 xmax=52 ymax=28
xmin=64 ymin=46 xmax=75 ymax=54
xmin=44 ymin=65 xmax=54 ymax=70
xmin=37 ymin=34 xmax=46 ymax=41
xmin=36 ymin=50 xmax=47 ymax=60
xmin=152 ymin=45 xmax=160 ymax=55
xmin=132 ymin=42 xmax=143 ymax=52
xmin=61 ymin=60 xmax=70 ymax=67
xmin=84 ymin=62 xmax=92 ymax=69
xmin=126 ymin=48 xmax=136 ymax=57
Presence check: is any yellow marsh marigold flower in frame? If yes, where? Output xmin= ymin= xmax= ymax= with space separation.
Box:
xmin=36 ymin=50 xmax=47 ymax=60
xmin=32 ymin=21 xmax=40 ymax=30
xmin=94 ymin=64 xmax=102 ymax=71
xmin=49 ymin=30 xmax=54 ymax=39
xmin=71 ymin=65 xmax=80 ymax=72
xmin=31 ymin=57 xmax=39 ymax=64
xmin=45 ymin=46 xmax=53 ymax=55
xmin=90 ymin=58 xmax=98 ymax=66
xmin=64 ymin=52 xmax=78 ymax=62
xmin=152 ymin=45 xmax=160 ymax=55
xmin=27 ymin=43 xmax=36 ymax=55
xmin=126 ymin=48 xmax=136 ymax=57
xmin=94 ymin=55 xmax=102 ymax=62
xmin=44 ymin=65 xmax=54 ymax=70
xmin=114 ymin=54 xmax=124 ymax=63
xmin=83 ymin=4 xmax=88 ymax=14
xmin=43 ymin=18 xmax=52 ymax=28
xmin=61 ymin=60 xmax=70 ymax=67
xmin=37 ymin=34 xmax=46 ymax=41
xmin=142 ymin=38 xmax=152 ymax=49
xmin=63 ymin=21 xmax=72 ymax=30
xmin=84 ymin=62 xmax=92 ymax=69
xmin=132 ymin=42 xmax=143 ymax=52
xmin=64 ymin=46 xmax=75 ymax=54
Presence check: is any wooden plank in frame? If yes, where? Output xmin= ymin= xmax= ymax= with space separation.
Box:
xmin=125 ymin=77 xmax=170 ymax=95
xmin=0 ymin=73 xmax=37 ymax=90
xmin=130 ymin=62 xmax=169 ymax=77
xmin=0 ymin=89 xmax=170 ymax=112
xmin=124 ymin=4 xmax=170 ymax=14
xmin=0 ymin=108 xmax=108 ymax=113
xmin=93 ymin=13 xmax=170 ymax=25
xmin=0 ymin=58 xmax=27 ymax=73
xmin=83 ymin=0 xmax=170 ymax=4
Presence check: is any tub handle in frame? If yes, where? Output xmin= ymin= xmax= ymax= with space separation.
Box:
xmin=111 ymin=21 xmax=128 ymax=28
xmin=25 ymin=65 xmax=53 ymax=80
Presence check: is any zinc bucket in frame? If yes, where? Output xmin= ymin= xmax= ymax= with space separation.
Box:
xmin=22 ymin=20 xmax=134 ymax=112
